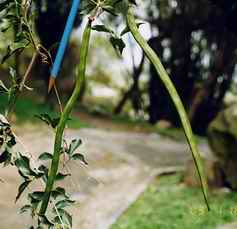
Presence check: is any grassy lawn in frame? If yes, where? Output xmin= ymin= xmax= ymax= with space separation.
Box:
xmin=112 ymin=174 xmax=237 ymax=229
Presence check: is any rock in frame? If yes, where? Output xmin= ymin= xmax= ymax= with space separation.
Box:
xmin=155 ymin=120 xmax=172 ymax=129
xmin=224 ymin=92 xmax=237 ymax=107
xmin=183 ymin=157 xmax=224 ymax=188
xmin=208 ymin=103 xmax=237 ymax=189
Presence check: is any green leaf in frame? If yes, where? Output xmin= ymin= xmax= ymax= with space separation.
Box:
xmin=1 ymin=46 xmax=11 ymax=64
xmin=105 ymin=0 xmax=123 ymax=6
xmin=38 ymin=165 xmax=48 ymax=182
xmin=51 ymin=118 xmax=61 ymax=128
xmin=55 ymin=173 xmax=71 ymax=181
xmin=80 ymin=1 xmax=96 ymax=15
xmin=15 ymin=153 xmax=36 ymax=178
xmin=0 ymin=80 xmax=9 ymax=93
xmin=71 ymin=153 xmax=88 ymax=165
xmin=35 ymin=114 xmax=53 ymax=126
xmin=0 ymin=150 xmax=11 ymax=164
xmin=30 ymin=197 xmax=41 ymax=210
xmin=1 ymin=41 xmax=30 ymax=64
xmin=129 ymin=0 xmax=137 ymax=5
xmin=120 ymin=22 xmax=144 ymax=36
xmin=27 ymin=192 xmax=43 ymax=214
xmin=38 ymin=164 xmax=48 ymax=172
xmin=67 ymin=139 xmax=82 ymax=156
xmin=35 ymin=114 xmax=63 ymax=128
xmin=54 ymin=209 xmax=72 ymax=228
xmin=29 ymin=191 xmax=44 ymax=201
xmin=0 ymin=115 xmax=9 ymax=126
xmin=4 ymin=152 xmax=11 ymax=166
xmin=92 ymin=25 xmax=114 ymax=34
xmin=7 ymin=136 xmax=16 ymax=147
xmin=38 ymin=215 xmax=54 ymax=226
xmin=16 ymin=180 xmax=31 ymax=202
xmin=110 ymin=36 xmax=126 ymax=55
xmin=38 ymin=152 xmax=53 ymax=161
xmin=1 ymin=25 xmax=11 ymax=33
xmin=51 ymin=187 xmax=68 ymax=199
xmin=19 ymin=205 xmax=32 ymax=214
xmin=9 ymin=67 xmax=17 ymax=82
xmin=55 ymin=199 xmax=75 ymax=209
xmin=0 ymin=137 xmax=3 ymax=147
xmin=0 ymin=0 xmax=11 ymax=12
xmin=102 ymin=5 xmax=118 ymax=16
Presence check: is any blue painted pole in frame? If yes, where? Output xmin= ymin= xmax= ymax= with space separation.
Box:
xmin=48 ymin=0 xmax=81 ymax=91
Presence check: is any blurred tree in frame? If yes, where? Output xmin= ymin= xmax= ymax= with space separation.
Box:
xmin=34 ymin=0 xmax=81 ymax=95
xmin=145 ymin=0 xmax=237 ymax=135
xmin=114 ymin=53 xmax=145 ymax=115
xmin=35 ymin=1 xmax=80 ymax=50
xmin=32 ymin=0 xmax=237 ymax=133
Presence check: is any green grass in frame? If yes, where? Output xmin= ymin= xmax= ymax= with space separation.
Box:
xmin=155 ymin=127 xmax=187 ymax=141
xmin=154 ymin=127 xmax=206 ymax=144
xmin=112 ymin=115 xmax=205 ymax=143
xmin=0 ymin=95 xmax=90 ymax=129
xmin=0 ymin=94 xmax=207 ymax=142
xmin=112 ymin=174 xmax=237 ymax=229
xmin=111 ymin=114 xmax=151 ymax=128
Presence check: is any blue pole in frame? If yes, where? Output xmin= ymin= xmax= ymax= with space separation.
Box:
xmin=49 ymin=0 xmax=81 ymax=91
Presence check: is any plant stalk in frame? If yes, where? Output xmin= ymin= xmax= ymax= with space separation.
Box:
xmin=127 ymin=5 xmax=210 ymax=210
xmin=6 ymin=51 xmax=38 ymax=118
xmin=39 ymin=20 xmax=92 ymax=215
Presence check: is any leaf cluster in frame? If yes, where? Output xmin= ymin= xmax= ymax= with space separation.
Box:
xmin=0 ymin=112 xmax=87 ymax=228
xmin=0 ymin=0 xmax=37 ymax=64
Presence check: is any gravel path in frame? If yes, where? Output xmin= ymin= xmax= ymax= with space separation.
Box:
xmin=0 ymin=126 xmax=210 ymax=229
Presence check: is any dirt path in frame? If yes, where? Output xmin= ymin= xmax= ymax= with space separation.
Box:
xmin=0 ymin=125 xmax=210 ymax=229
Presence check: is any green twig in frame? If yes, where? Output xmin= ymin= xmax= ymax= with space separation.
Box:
xmin=6 ymin=51 xmax=38 ymax=118
xmin=39 ymin=20 xmax=92 ymax=215
xmin=126 ymin=5 xmax=210 ymax=211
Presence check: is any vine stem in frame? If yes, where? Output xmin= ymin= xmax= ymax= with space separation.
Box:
xmin=6 ymin=51 xmax=38 ymax=118
xmin=126 ymin=5 xmax=210 ymax=210
xmin=39 ymin=20 xmax=92 ymax=215
xmin=19 ymin=52 xmax=38 ymax=91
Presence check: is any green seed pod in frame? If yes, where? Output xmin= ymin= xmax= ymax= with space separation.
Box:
xmin=39 ymin=20 xmax=92 ymax=216
xmin=126 ymin=4 xmax=210 ymax=211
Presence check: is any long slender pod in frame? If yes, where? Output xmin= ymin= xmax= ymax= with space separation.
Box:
xmin=127 ymin=5 xmax=210 ymax=210
xmin=40 ymin=21 xmax=92 ymax=215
